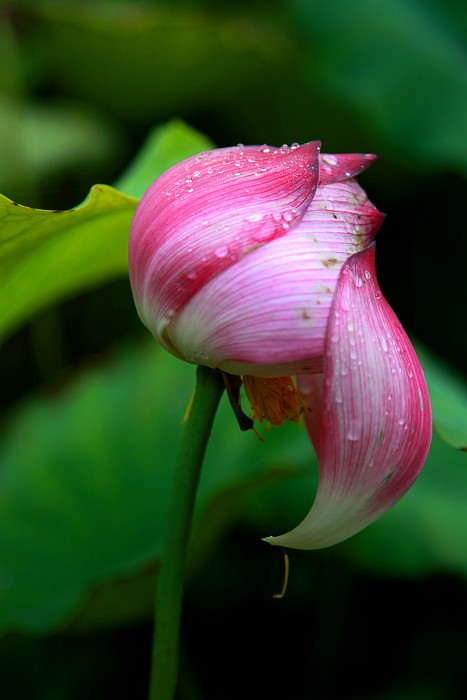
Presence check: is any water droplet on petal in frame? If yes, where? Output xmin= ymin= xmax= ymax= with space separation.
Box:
xmin=214 ymin=245 xmax=229 ymax=259
xmin=246 ymin=213 xmax=263 ymax=223
xmin=353 ymin=276 xmax=363 ymax=288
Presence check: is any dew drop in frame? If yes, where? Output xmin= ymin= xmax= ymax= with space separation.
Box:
xmin=322 ymin=155 xmax=337 ymax=166
xmin=214 ymin=245 xmax=229 ymax=259
xmin=186 ymin=268 xmax=198 ymax=280
xmin=364 ymin=270 xmax=371 ymax=280
xmin=353 ymin=276 xmax=363 ymax=288
xmin=347 ymin=429 xmax=360 ymax=442
xmin=246 ymin=213 xmax=263 ymax=223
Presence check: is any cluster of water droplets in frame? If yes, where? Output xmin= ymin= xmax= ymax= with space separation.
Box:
xmin=163 ymin=143 xmax=311 ymax=203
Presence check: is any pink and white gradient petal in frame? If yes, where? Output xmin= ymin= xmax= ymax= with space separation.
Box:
xmin=129 ymin=142 xmax=321 ymax=344
xmin=318 ymin=153 xmax=377 ymax=186
xmin=166 ymin=181 xmax=382 ymax=376
xmin=265 ymin=245 xmax=432 ymax=549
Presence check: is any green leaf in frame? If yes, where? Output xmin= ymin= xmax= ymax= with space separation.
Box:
xmin=2 ymin=338 xmax=467 ymax=634
xmin=291 ymin=0 xmax=467 ymax=173
xmin=0 ymin=342 xmax=310 ymax=634
xmin=417 ymin=344 xmax=467 ymax=450
xmin=0 ymin=185 xmax=136 ymax=343
xmin=0 ymin=120 xmax=211 ymax=342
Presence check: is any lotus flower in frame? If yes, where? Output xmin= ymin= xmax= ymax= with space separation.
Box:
xmin=128 ymin=141 xmax=432 ymax=549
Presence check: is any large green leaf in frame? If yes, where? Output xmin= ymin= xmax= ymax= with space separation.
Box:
xmin=2 ymin=337 xmax=467 ymax=634
xmin=0 ymin=342 xmax=310 ymax=634
xmin=0 ymin=120 xmax=211 ymax=342
xmin=0 ymin=184 xmax=136 ymax=343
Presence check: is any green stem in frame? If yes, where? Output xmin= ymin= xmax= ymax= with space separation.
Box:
xmin=148 ymin=365 xmax=225 ymax=700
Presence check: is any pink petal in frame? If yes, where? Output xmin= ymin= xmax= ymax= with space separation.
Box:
xmin=128 ymin=142 xmax=320 ymax=346
xmin=166 ymin=181 xmax=382 ymax=375
xmin=265 ymin=245 xmax=432 ymax=549
xmin=319 ymin=153 xmax=377 ymax=187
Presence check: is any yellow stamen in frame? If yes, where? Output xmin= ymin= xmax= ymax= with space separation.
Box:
xmin=273 ymin=548 xmax=290 ymax=599
xmin=243 ymin=375 xmax=307 ymax=426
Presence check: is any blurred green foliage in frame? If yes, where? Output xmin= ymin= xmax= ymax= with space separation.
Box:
xmin=0 ymin=0 xmax=466 ymax=698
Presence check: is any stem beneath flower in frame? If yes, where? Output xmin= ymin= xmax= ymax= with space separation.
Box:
xmin=148 ymin=365 xmax=225 ymax=700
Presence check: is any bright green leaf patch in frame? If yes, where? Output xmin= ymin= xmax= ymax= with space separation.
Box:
xmin=0 ymin=120 xmax=211 ymax=342
xmin=0 ymin=185 xmax=137 ymax=342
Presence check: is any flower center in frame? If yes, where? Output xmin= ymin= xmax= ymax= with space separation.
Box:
xmin=243 ymin=375 xmax=307 ymax=427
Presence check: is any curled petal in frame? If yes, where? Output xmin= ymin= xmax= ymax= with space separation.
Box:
xmin=167 ymin=181 xmax=382 ymax=375
xmin=265 ymin=245 xmax=432 ymax=549
xmin=128 ymin=142 xmax=320 ymax=346
xmin=318 ymin=153 xmax=377 ymax=186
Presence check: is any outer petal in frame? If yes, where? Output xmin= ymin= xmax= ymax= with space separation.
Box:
xmin=318 ymin=153 xmax=377 ymax=186
xmin=167 ymin=180 xmax=382 ymax=375
xmin=128 ymin=142 xmax=320 ymax=347
xmin=265 ymin=245 xmax=432 ymax=549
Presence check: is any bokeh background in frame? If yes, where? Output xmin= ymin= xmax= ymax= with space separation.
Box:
xmin=1 ymin=0 xmax=466 ymax=698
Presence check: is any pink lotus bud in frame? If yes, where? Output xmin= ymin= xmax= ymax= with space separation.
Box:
xmin=129 ymin=142 xmax=432 ymax=549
